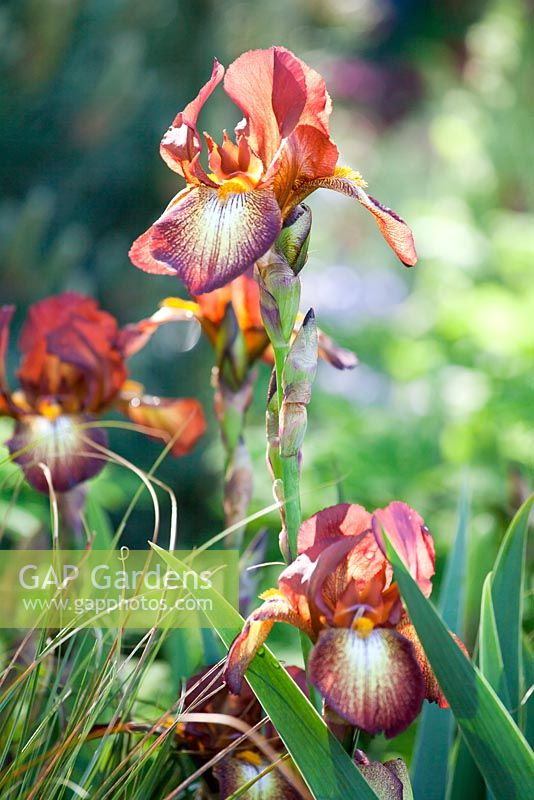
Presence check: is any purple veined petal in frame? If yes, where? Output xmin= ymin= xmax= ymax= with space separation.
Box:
xmin=308 ymin=626 xmax=425 ymax=738
xmin=7 ymin=414 xmax=107 ymax=494
xmin=130 ymin=185 xmax=282 ymax=295
xmin=291 ymin=172 xmax=417 ymax=267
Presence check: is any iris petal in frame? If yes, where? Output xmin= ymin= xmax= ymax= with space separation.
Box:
xmin=225 ymin=592 xmax=311 ymax=694
xmin=372 ymin=501 xmax=435 ymax=598
xmin=160 ymin=58 xmax=224 ymax=183
xmin=224 ymin=47 xmax=308 ymax=167
xmin=117 ymin=392 xmax=205 ymax=457
xmin=291 ymin=174 xmax=417 ymax=267
xmin=129 ymin=186 xmax=282 ymax=294
xmin=7 ymin=414 xmax=107 ymax=494
xmin=397 ymin=618 xmax=469 ymax=708
xmin=317 ymin=328 xmax=358 ymax=370
xmin=308 ymin=627 xmax=425 ymax=737
xmin=214 ymin=755 xmax=303 ymax=799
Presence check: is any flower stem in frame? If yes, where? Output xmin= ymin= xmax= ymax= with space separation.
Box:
xmin=273 ymin=344 xmax=301 ymax=561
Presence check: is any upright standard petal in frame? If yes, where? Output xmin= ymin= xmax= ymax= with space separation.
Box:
xmin=298 ymin=503 xmax=371 ymax=554
xmin=270 ymin=125 xmax=339 ymax=212
xmin=224 ymin=47 xmax=308 ymax=166
xmin=291 ymin=170 xmax=417 ymax=267
xmin=117 ymin=304 xmax=199 ymax=359
xmin=17 ymin=293 xmax=127 ymax=413
xmin=160 ymin=58 xmax=224 ymax=183
xmin=130 ymin=185 xmax=282 ymax=294
xmin=308 ymin=627 xmax=425 ymax=737
xmin=372 ymin=502 xmax=435 ymax=598
xmin=117 ymin=390 xmax=205 ymax=457
xmin=7 ymin=414 xmax=107 ymax=493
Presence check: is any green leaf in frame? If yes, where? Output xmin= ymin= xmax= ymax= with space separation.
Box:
xmin=446 ymin=735 xmax=486 ymax=800
xmin=385 ymin=535 xmax=534 ymax=800
xmin=411 ymin=490 xmax=469 ymax=800
xmin=84 ymin=493 xmax=114 ymax=549
xmin=491 ymin=493 xmax=533 ymax=722
xmin=152 ymin=544 xmax=381 ymax=800
xmin=523 ymin=637 xmax=534 ymax=748
xmin=480 ymin=572 xmax=511 ymax=707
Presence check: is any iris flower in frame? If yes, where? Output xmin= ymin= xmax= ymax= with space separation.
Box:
xmin=0 ymin=292 xmax=205 ymax=493
xmin=178 ymin=664 xmax=309 ymax=799
xmin=225 ymin=501 xmax=467 ymax=738
xmin=129 ymin=46 xmax=417 ymax=294
xmin=161 ymin=270 xmax=357 ymax=378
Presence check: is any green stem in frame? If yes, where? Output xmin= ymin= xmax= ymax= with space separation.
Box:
xmin=273 ymin=344 xmax=301 ymax=561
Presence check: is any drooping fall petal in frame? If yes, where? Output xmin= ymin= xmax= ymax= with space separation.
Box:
xmin=396 ymin=618 xmax=469 ymax=708
xmin=129 ymin=185 xmax=282 ymax=294
xmin=308 ymin=627 xmax=425 ymax=737
xmin=372 ymin=501 xmax=435 ymax=598
xmin=7 ymin=414 xmax=107 ymax=493
xmin=117 ymin=304 xmax=200 ymax=359
xmin=214 ymin=755 xmax=303 ymax=800
xmin=225 ymin=591 xmax=312 ymax=695
xmin=117 ymin=388 xmax=205 ymax=457
xmin=317 ymin=327 xmax=358 ymax=370
xmin=291 ymin=171 xmax=417 ymax=267
xmin=160 ymin=58 xmax=224 ymax=184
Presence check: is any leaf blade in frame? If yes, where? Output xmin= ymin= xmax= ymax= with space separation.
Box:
xmin=385 ymin=535 xmax=534 ymax=800
xmin=152 ymin=543 xmax=381 ymax=800
xmin=491 ymin=493 xmax=533 ymax=721
xmin=411 ymin=490 xmax=469 ymax=800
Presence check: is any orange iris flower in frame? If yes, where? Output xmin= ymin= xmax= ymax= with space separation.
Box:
xmin=161 ymin=269 xmax=357 ymax=375
xmin=225 ymin=501 xmax=468 ymax=738
xmin=129 ymin=46 xmax=417 ymax=295
xmin=0 ymin=292 xmax=205 ymax=493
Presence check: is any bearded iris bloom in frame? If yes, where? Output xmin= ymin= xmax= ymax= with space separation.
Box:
xmin=0 ymin=293 xmax=205 ymax=493
xmin=129 ymin=46 xmax=417 ymax=295
xmin=177 ymin=664 xmax=308 ymax=799
xmin=225 ymin=501 xmax=468 ymax=738
xmin=161 ymin=270 xmax=357 ymax=378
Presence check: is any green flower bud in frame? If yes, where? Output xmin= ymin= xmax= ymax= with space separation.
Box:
xmin=275 ymin=204 xmax=312 ymax=276
xmin=279 ymin=309 xmax=318 ymax=458
xmin=256 ymin=256 xmax=300 ymax=346
xmin=215 ymin=302 xmax=249 ymax=390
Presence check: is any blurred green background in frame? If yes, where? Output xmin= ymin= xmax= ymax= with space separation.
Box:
xmin=1 ymin=0 xmax=533 ymax=647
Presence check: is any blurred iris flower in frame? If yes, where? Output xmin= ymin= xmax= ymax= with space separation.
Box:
xmin=0 ymin=292 xmax=205 ymax=493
